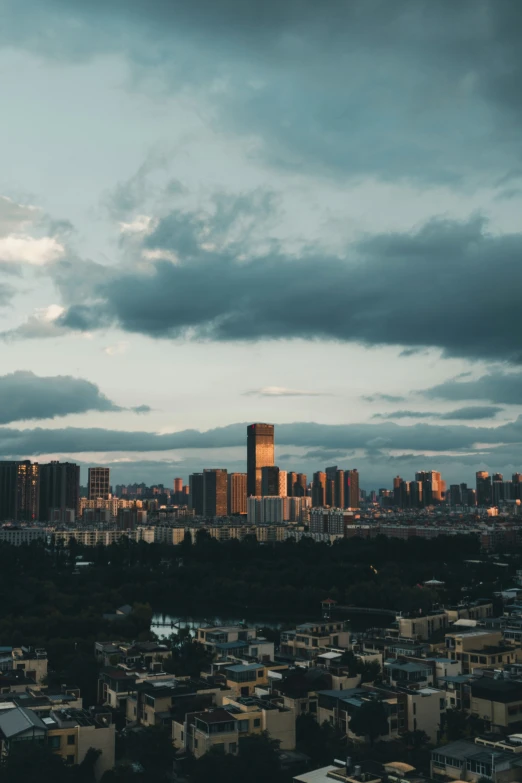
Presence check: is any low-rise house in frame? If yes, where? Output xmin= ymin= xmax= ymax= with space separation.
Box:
xmin=318 ymin=683 xmax=445 ymax=744
xmin=397 ymin=610 xmax=449 ymax=641
xmin=173 ymin=695 xmax=295 ymax=758
xmin=125 ymin=676 xmax=230 ymax=727
xmin=94 ymin=640 xmax=170 ymax=670
xmin=470 ymin=676 xmax=522 ymax=730
xmin=196 ymin=625 xmax=256 ymax=651
xmin=222 ymin=662 xmax=287 ymax=697
xmin=0 ymin=705 xmax=115 ymax=781
xmin=280 ymin=622 xmax=350 ymax=662
xmin=384 ymin=659 xmax=434 ymax=688
xmin=444 ymin=630 xmax=519 ymax=673
xmin=438 ymin=674 xmax=473 ymax=710
xmin=0 ymin=645 xmax=48 ymax=685
xmin=431 ymin=734 xmax=522 ymax=782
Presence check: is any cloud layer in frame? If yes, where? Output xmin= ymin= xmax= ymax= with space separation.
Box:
xmin=39 ymin=204 xmax=522 ymax=365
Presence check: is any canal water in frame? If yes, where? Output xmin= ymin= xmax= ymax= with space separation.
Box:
xmin=151 ymin=611 xmax=391 ymax=639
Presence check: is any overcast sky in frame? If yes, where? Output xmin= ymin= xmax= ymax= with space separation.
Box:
xmin=1 ymin=0 xmax=522 ymax=489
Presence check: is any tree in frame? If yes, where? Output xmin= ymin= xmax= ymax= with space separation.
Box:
xmin=1 ymin=745 xmax=73 ymax=783
xmin=349 ymin=700 xmax=389 ymax=746
xmin=120 ymin=726 xmax=176 ymax=780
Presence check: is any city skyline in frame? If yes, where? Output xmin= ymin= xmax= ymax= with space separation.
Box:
xmin=1 ymin=3 xmax=522 ymax=488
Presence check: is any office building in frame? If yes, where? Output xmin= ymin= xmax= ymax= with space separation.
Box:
xmin=203 ymin=469 xmax=228 ymax=517
xmin=261 ymin=466 xmax=286 ymax=497
xmin=189 ymin=473 xmax=204 ymax=516
xmin=88 ymin=467 xmax=110 ymax=501
xmin=287 ymin=472 xmax=307 ymax=497
xmin=345 ymin=469 xmax=359 ymax=508
xmin=312 ymin=472 xmax=326 ymax=507
xmin=0 ymin=460 xmax=39 ymax=522
xmin=325 ymin=466 xmax=344 ymax=508
xmin=247 ymin=423 xmax=274 ymax=497
xmin=39 ymin=461 xmax=80 ymax=522
xmin=173 ymin=478 xmax=183 ymax=493
xmin=227 ymin=473 xmax=247 ymax=515
xmin=476 ymin=471 xmax=492 ymax=506
xmin=415 ymin=470 xmax=444 ymax=505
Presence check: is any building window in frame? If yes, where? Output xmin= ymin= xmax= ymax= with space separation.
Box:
xmin=194 ymin=739 xmax=198 ymax=749
xmin=67 ymin=735 xmax=75 ymax=745
xmin=254 ymin=719 xmax=261 ymax=728
xmin=49 ymin=736 xmax=61 ymax=749
xmin=229 ymin=742 xmax=237 ymax=754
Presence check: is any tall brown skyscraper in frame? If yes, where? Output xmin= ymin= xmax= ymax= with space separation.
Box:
xmin=345 ymin=469 xmax=359 ymax=508
xmin=173 ymin=478 xmax=183 ymax=493
xmin=247 ymin=423 xmax=274 ymax=497
xmin=228 ymin=473 xmax=247 ymax=515
xmin=203 ymin=469 xmax=228 ymax=517
xmin=88 ymin=467 xmax=110 ymax=500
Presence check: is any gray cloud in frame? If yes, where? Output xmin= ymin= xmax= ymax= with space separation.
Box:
xmin=243 ymin=386 xmax=330 ymax=397
xmin=131 ymin=405 xmax=152 ymax=414
xmin=424 ymin=371 xmax=522 ymax=405
xmin=46 ymin=203 xmax=522 ymax=364
xmin=0 ymin=371 xmax=122 ymax=423
xmin=362 ymin=394 xmax=406 ymax=403
xmin=373 ymin=406 xmax=503 ymax=421
xmin=1 ymin=2 xmax=522 ymax=185
xmin=3 ymin=416 xmax=522 ymax=457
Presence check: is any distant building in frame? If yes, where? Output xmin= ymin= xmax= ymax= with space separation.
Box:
xmin=0 ymin=460 xmax=39 ymax=522
xmin=247 ymin=423 xmax=275 ymax=497
xmin=261 ymin=466 xmax=287 ymax=497
xmin=189 ymin=473 xmax=204 ymax=516
xmin=88 ymin=467 xmax=110 ymax=501
xmin=39 ymin=461 xmax=80 ymax=522
xmin=227 ymin=473 xmax=247 ymax=515
xmin=203 ymin=469 xmax=228 ymax=517
xmin=476 ymin=471 xmax=492 ymax=506
xmin=312 ymin=472 xmax=326 ymax=507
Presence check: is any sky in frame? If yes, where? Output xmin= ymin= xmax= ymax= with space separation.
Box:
xmin=1 ymin=0 xmax=522 ymax=489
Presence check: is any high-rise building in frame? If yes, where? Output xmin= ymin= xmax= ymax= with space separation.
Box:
xmin=326 ymin=466 xmax=344 ymax=508
xmin=287 ymin=472 xmax=307 ymax=497
xmin=88 ymin=467 xmax=110 ymax=501
xmin=415 ymin=471 xmax=443 ymax=506
xmin=513 ymin=474 xmax=522 ymax=501
xmin=228 ymin=473 xmax=247 ymax=515
xmin=261 ymin=466 xmax=286 ymax=497
xmin=476 ymin=471 xmax=492 ymax=506
xmin=247 ymin=423 xmax=275 ymax=497
xmin=203 ymin=469 xmax=228 ymax=517
xmin=295 ymin=473 xmax=307 ymax=497
xmin=39 ymin=461 xmax=80 ymax=522
xmin=189 ymin=473 xmax=204 ymax=516
xmin=0 ymin=460 xmax=39 ymax=522
xmin=312 ymin=472 xmax=326 ymax=507
xmin=345 ymin=469 xmax=359 ymax=508
xmin=173 ymin=478 xmax=183 ymax=493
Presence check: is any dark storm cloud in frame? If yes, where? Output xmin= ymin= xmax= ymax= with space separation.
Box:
xmin=2 ymin=1 xmax=522 ymax=183
xmin=373 ymin=406 xmax=503 ymax=421
xmin=0 ymin=371 xmax=122 ymax=423
xmin=424 ymin=371 xmax=522 ymax=405
xmin=56 ymin=208 xmax=522 ymax=364
xmin=3 ymin=416 xmax=522 ymax=457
